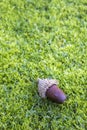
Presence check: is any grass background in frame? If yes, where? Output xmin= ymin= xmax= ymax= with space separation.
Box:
xmin=0 ymin=0 xmax=87 ymax=129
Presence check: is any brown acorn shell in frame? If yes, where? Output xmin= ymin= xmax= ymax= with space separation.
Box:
xmin=46 ymin=84 xmax=66 ymax=104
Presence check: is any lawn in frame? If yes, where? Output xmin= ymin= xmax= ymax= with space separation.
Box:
xmin=0 ymin=0 xmax=87 ymax=130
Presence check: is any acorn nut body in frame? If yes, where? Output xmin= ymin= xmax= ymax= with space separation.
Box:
xmin=38 ymin=78 xmax=66 ymax=104
xmin=46 ymin=84 xmax=66 ymax=103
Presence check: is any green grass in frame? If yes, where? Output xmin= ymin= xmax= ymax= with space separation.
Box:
xmin=0 ymin=0 xmax=87 ymax=129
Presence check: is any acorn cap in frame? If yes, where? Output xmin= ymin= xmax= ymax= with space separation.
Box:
xmin=38 ymin=78 xmax=66 ymax=103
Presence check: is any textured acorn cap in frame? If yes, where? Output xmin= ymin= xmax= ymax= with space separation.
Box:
xmin=38 ymin=78 xmax=58 ymax=98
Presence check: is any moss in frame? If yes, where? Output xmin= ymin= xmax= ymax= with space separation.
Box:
xmin=0 ymin=0 xmax=87 ymax=129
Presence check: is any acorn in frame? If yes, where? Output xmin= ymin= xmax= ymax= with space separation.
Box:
xmin=38 ymin=78 xmax=66 ymax=104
